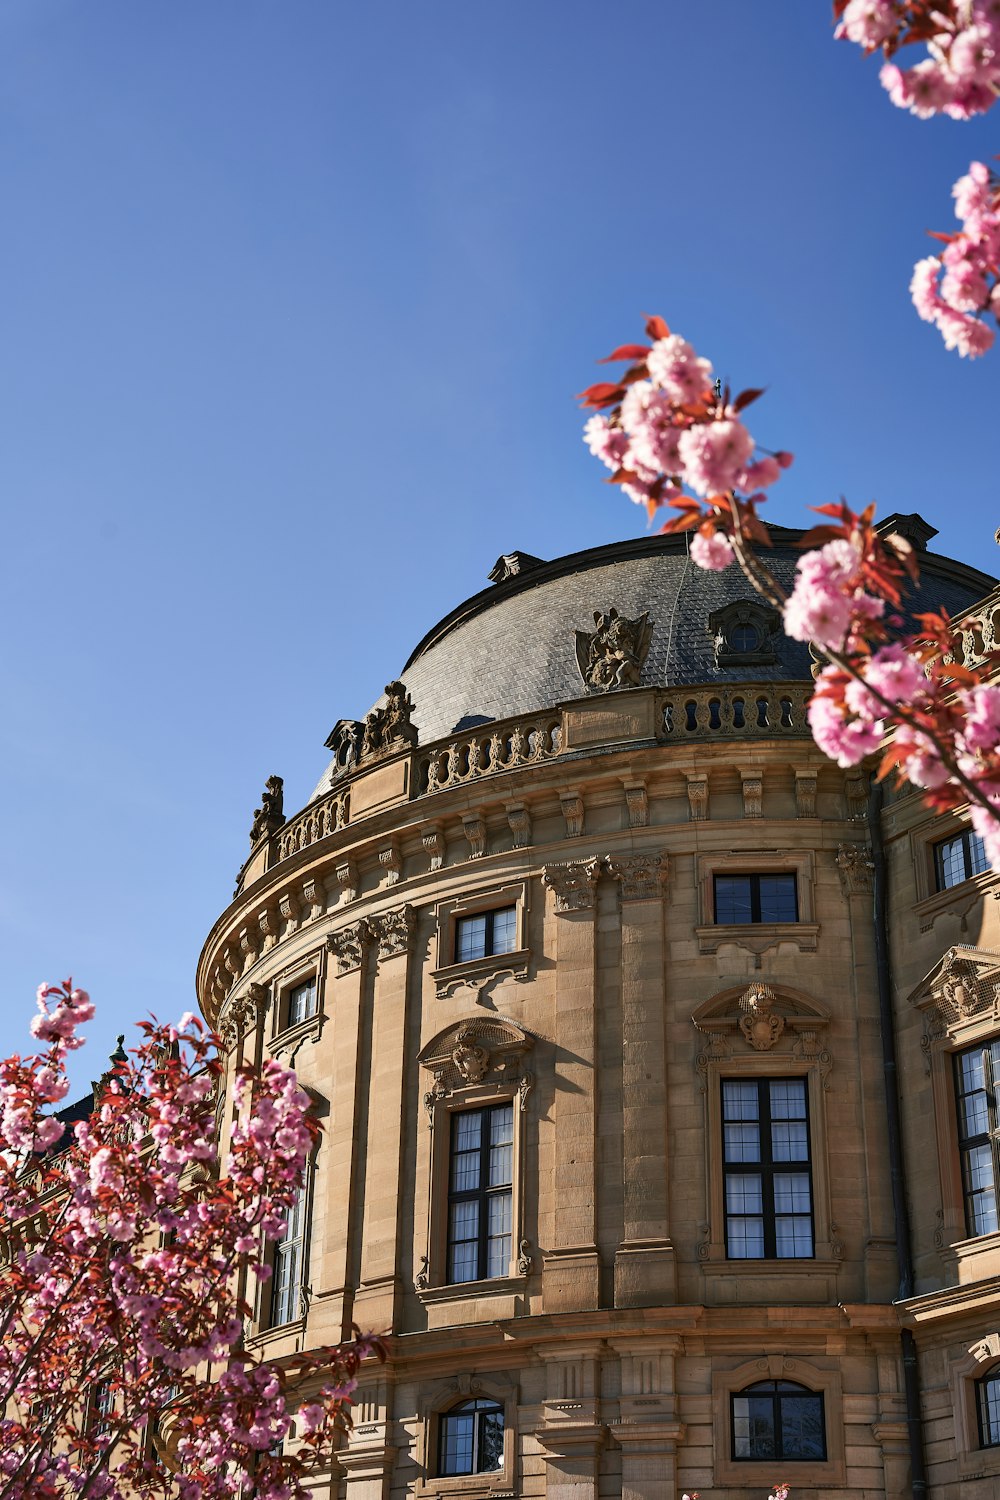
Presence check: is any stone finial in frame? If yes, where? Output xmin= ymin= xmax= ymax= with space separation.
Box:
xmin=249 ymin=775 xmax=284 ymax=847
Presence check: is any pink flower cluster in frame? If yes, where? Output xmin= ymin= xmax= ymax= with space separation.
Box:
xmin=836 ymin=1 xmax=1000 ymax=120
xmin=583 ymin=327 xmax=792 ymax=540
xmin=910 ymin=161 xmax=1000 ymax=357
xmin=783 ymin=538 xmax=885 ymax=650
xmin=0 ymin=985 xmax=381 ymax=1500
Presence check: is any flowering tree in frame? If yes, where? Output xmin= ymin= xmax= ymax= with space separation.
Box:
xmin=834 ymin=2 xmax=1000 ymax=357
xmin=0 ymin=980 xmax=381 ymax=1500
xmin=582 ymin=318 xmax=1000 ymax=861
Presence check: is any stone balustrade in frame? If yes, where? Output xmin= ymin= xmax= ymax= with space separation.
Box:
xmin=658 ymin=683 xmax=812 ymax=740
xmin=267 ymin=684 xmax=814 ymax=868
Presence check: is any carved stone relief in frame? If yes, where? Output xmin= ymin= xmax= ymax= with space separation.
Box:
xmin=360 ymin=680 xmax=418 ymax=762
xmin=543 ymin=859 xmax=601 ymax=913
xmin=575 ymin=608 xmax=653 ymax=692
xmin=462 ymin=814 xmax=486 ymax=860
xmin=738 ymin=982 xmax=784 ymax=1051
xmin=379 ymin=843 xmax=401 ymax=886
xmin=506 ymin=803 xmax=531 ymax=849
xmin=623 ymin=782 xmax=648 ymax=829
xmin=372 ymin=904 xmax=416 ymax=960
xmin=423 ymin=826 xmax=445 ymax=871
xmin=249 ymin=775 xmax=284 ymax=847
xmin=795 ymin=772 xmax=818 ymax=819
xmin=836 ymin=842 xmax=874 ymax=896
xmin=740 ymin=771 xmax=763 ymax=820
xmin=451 ymin=1024 xmax=490 ymax=1083
xmin=560 ymin=793 xmax=584 ymax=839
xmin=335 ymin=858 xmax=358 ymax=904
xmin=607 ymin=853 xmax=667 ymax=902
xmin=687 ymin=774 xmax=708 ymax=822
xmin=326 ymin=921 xmax=372 ymax=974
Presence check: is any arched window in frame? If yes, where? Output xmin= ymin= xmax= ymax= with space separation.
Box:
xmin=438 ymin=1397 xmax=504 ymax=1476
xmin=731 ymin=1379 xmax=825 ymax=1461
xmin=978 ymin=1371 xmax=1000 ymax=1448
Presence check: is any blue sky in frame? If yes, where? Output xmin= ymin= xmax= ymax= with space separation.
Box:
xmin=1 ymin=0 xmax=997 ymax=1091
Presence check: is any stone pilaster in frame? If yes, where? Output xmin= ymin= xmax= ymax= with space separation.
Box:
xmin=609 ymin=1341 xmax=686 ymax=1500
xmin=608 ymin=856 xmax=675 ymax=1304
xmin=353 ymin=904 xmax=416 ymax=1331
xmin=541 ymin=862 xmax=601 ymax=1309
xmin=535 ymin=1347 xmax=606 ymax=1500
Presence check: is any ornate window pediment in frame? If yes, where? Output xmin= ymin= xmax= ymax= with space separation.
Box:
xmin=692 ymin=982 xmax=831 ymax=1058
xmin=907 ymin=945 xmax=1000 ymax=1034
xmin=418 ymin=1017 xmax=536 ymax=1101
xmin=708 ymin=599 xmax=781 ymax=667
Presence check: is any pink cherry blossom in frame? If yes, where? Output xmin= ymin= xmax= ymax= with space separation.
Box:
xmin=676 ymin=417 xmax=755 ymax=497
xmin=690 ymin=530 xmax=735 ymax=571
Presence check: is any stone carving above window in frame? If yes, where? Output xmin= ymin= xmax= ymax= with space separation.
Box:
xmin=693 ymin=983 xmax=831 ymax=1077
xmin=708 ymin=599 xmax=781 ymax=668
xmin=908 ymin=944 xmax=1000 ymax=1032
xmin=738 ymin=982 xmax=784 ymax=1051
xmin=418 ymin=1016 xmax=536 ymax=1107
xmin=575 ymin=608 xmax=653 ymax=692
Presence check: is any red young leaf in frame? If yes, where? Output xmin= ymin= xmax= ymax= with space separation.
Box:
xmin=732 ymin=387 xmax=765 ymax=413
xmin=599 ymin=344 xmax=651 ymax=363
xmin=577 ymin=382 xmax=623 ymax=409
xmin=644 ymin=314 xmax=670 ymax=340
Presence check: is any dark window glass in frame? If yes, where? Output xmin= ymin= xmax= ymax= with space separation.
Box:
xmin=954 ymin=1039 xmax=1000 ymax=1237
xmin=935 ymin=830 xmax=989 ymax=891
xmin=287 ymin=978 xmax=317 ymax=1028
xmin=271 ymin=1183 xmax=307 ymax=1325
xmin=978 ymin=1372 xmax=1000 ymax=1448
xmin=447 ymin=1105 xmax=513 ymax=1282
xmin=731 ymin=1380 xmax=825 ymax=1462
xmin=723 ymin=1079 xmax=813 ymax=1258
xmin=730 ymin=623 xmax=760 ymax=653
xmin=714 ymin=874 xmax=798 ymax=925
xmin=439 ymin=1398 xmax=504 ymax=1476
xmin=456 ymin=907 xmax=517 ymax=963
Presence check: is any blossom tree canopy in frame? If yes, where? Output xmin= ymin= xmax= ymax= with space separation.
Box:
xmin=581 ymin=318 xmax=1000 ymax=863
xmin=833 ymin=2 xmax=1000 ymax=357
xmin=0 ymin=980 xmax=382 ymax=1500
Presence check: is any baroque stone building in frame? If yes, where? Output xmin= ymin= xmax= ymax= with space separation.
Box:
xmin=198 ymin=521 xmax=1000 ymax=1499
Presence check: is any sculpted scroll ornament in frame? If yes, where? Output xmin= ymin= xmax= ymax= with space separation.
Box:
xmin=575 ymin=607 xmax=653 ymax=692
xmin=607 ymin=853 xmax=667 ymax=902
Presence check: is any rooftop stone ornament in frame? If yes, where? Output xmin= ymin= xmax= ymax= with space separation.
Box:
xmin=575 ymin=607 xmax=653 ymax=692
xmin=249 ymin=774 xmax=285 ymax=847
xmin=360 ymin=680 xmax=418 ymax=761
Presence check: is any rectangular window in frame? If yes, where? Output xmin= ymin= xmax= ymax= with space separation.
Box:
xmin=978 ymin=1372 xmax=1000 ymax=1448
xmin=270 ymin=1184 xmax=307 ymax=1325
xmin=714 ymin=874 xmax=798 ymax=925
xmin=447 ymin=1104 xmax=513 ymax=1283
xmin=936 ymin=830 xmax=989 ymax=891
xmin=286 ymin=978 xmax=318 ymax=1029
xmin=955 ymin=1040 xmax=1000 ymax=1237
xmin=722 ymin=1079 xmax=814 ymax=1258
xmin=455 ymin=907 xmax=517 ymax=964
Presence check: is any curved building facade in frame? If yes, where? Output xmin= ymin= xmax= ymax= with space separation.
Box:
xmin=197 ymin=520 xmax=1000 ymax=1498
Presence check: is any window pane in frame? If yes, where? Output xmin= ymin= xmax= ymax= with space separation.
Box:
xmin=980 ymin=1374 xmax=1000 ymax=1447
xmin=726 ymin=1218 xmax=765 ymax=1257
xmin=769 ymin=1080 xmax=806 ymax=1119
xmin=780 ymin=1395 xmax=825 ymax=1459
xmin=723 ymin=1082 xmax=759 ymax=1121
xmin=775 ymin=1217 xmax=814 ymax=1257
xmin=938 ymin=835 xmax=967 ymax=889
xmin=478 ymin=1410 xmax=505 ymax=1471
xmin=959 ymin=1049 xmax=987 ymax=1095
xmin=288 ymin=979 xmax=317 ymax=1027
xmin=773 ymin=1172 xmax=812 ymax=1214
xmin=961 ymin=1090 xmax=991 ymax=1141
xmin=758 ymin=875 xmax=797 ymax=922
xmin=726 ymin=1176 xmax=763 ymax=1214
xmin=491 ymin=908 xmax=517 ymax=954
xmin=453 ymin=1111 xmax=482 ymax=1153
xmin=715 ymin=876 xmax=752 ymax=925
xmin=451 ymin=1150 xmax=480 ymax=1193
xmin=771 ymin=1121 xmax=808 ymax=1161
xmin=724 ymin=1123 xmax=761 ymax=1162
xmin=456 ymin=914 xmax=488 ymax=962
xmin=968 ymin=831 xmax=989 ymax=877
xmin=732 ymin=1395 xmax=776 ymax=1458
xmin=440 ymin=1413 xmax=474 ymax=1475
xmin=966 ymin=1142 xmax=997 ymax=1197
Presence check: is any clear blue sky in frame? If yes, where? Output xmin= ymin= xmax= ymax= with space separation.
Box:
xmin=1 ymin=0 xmax=997 ymax=1092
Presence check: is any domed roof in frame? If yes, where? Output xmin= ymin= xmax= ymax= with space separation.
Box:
xmin=309 ymin=517 xmax=996 ymax=802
